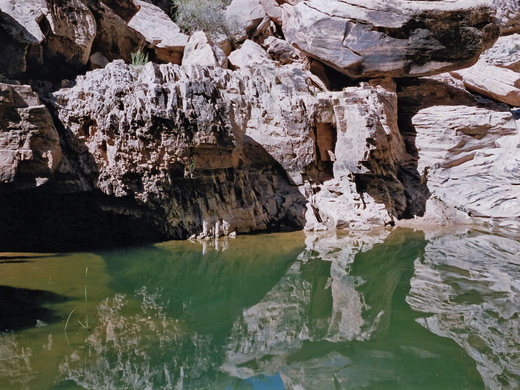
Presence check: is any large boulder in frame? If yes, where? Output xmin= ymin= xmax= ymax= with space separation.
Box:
xmin=451 ymin=61 xmax=520 ymax=107
xmin=128 ymin=0 xmax=188 ymax=64
xmin=90 ymin=2 xmax=146 ymax=63
xmin=282 ymin=0 xmax=500 ymax=79
xmin=225 ymin=0 xmax=265 ymax=42
xmin=182 ymin=31 xmax=228 ymax=68
xmin=0 ymin=83 xmax=62 ymax=190
xmin=0 ymin=0 xmax=47 ymax=78
xmin=259 ymin=0 xmax=282 ymax=25
xmin=228 ymin=39 xmax=271 ymax=69
xmin=42 ymin=0 xmax=97 ymax=72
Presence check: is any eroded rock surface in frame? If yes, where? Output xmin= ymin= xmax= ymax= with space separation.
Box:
xmin=305 ymin=80 xmax=424 ymax=231
xmin=397 ymin=75 xmax=520 ymax=230
xmin=282 ymin=0 xmax=499 ymax=78
xmin=53 ymin=61 xmax=307 ymax=238
xmin=451 ymin=61 xmax=520 ymax=107
xmin=480 ymin=33 xmax=520 ymax=72
xmin=0 ymin=83 xmax=61 ymax=190
xmin=182 ymin=31 xmax=228 ymax=68
xmin=128 ymin=0 xmax=188 ymax=64
xmin=495 ymin=0 xmax=520 ymax=35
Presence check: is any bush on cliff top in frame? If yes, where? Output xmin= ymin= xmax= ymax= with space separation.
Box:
xmin=169 ymin=0 xmax=234 ymax=38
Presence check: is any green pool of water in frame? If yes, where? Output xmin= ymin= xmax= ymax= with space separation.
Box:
xmin=1 ymin=228 xmax=519 ymax=389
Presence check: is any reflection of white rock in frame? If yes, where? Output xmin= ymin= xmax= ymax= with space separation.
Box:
xmin=0 ymin=333 xmax=36 ymax=390
xmin=303 ymin=230 xmax=391 ymax=342
xmin=222 ymin=230 xmax=392 ymax=382
xmin=59 ymin=288 xmax=215 ymax=390
xmin=408 ymin=231 xmax=520 ymax=389
xmin=222 ymin=262 xmax=312 ymax=379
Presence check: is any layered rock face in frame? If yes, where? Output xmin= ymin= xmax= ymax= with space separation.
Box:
xmin=398 ymin=75 xmax=520 ymax=230
xmin=0 ymin=83 xmax=61 ymax=190
xmin=282 ymin=0 xmax=499 ymax=78
xmin=1 ymin=0 xmax=519 ymax=246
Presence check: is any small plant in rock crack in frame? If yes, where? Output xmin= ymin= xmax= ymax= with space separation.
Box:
xmin=185 ymin=156 xmax=197 ymax=178
xmin=64 ymin=267 xmax=91 ymax=349
xmin=130 ymin=50 xmax=149 ymax=66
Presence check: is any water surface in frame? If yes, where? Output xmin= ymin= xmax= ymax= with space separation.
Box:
xmin=1 ymin=228 xmax=519 ymax=389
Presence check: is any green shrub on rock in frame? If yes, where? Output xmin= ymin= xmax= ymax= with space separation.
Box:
xmin=169 ymin=0 xmax=235 ymax=39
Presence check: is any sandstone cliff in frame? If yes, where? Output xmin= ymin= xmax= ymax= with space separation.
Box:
xmin=1 ymin=0 xmax=519 ymax=248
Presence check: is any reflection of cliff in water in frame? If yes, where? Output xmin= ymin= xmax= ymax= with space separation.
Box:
xmin=59 ymin=234 xmax=305 ymax=389
xmin=223 ymin=229 xmax=484 ymax=389
xmin=0 ymin=285 xmax=67 ymax=332
xmin=0 ymin=332 xmax=37 ymax=390
xmin=408 ymin=231 xmax=520 ymax=390
xmin=56 ymin=229 xmax=519 ymax=389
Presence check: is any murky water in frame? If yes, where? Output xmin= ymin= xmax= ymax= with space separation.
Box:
xmin=1 ymin=228 xmax=519 ymax=389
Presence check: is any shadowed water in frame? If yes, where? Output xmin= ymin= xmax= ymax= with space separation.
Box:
xmin=0 ymin=228 xmax=518 ymax=389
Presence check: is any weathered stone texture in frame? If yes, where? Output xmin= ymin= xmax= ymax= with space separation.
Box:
xmin=53 ymin=61 xmax=307 ymax=238
xmin=282 ymin=0 xmax=500 ymax=78
xmin=398 ymin=76 xmax=520 ymax=230
xmin=0 ymin=83 xmax=61 ymax=190
xmin=128 ymin=0 xmax=188 ymax=64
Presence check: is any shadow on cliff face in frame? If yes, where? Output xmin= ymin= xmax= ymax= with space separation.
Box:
xmin=0 ymin=187 xmax=166 ymax=252
xmin=395 ymin=82 xmax=432 ymax=219
xmin=395 ymin=76 xmax=514 ymax=219
xmin=0 ymin=116 xmax=306 ymax=252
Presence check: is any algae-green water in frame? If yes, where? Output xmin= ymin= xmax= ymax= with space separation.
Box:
xmin=1 ymin=228 xmax=519 ymax=389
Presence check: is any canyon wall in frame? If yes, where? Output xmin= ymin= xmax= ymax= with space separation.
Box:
xmin=1 ymin=0 xmax=519 ymax=248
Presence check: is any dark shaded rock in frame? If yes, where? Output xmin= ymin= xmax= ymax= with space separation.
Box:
xmin=282 ymin=0 xmax=500 ymax=79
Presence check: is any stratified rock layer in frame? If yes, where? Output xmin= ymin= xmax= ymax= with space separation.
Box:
xmin=397 ymin=75 xmax=520 ymax=230
xmin=282 ymin=0 xmax=499 ymax=78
